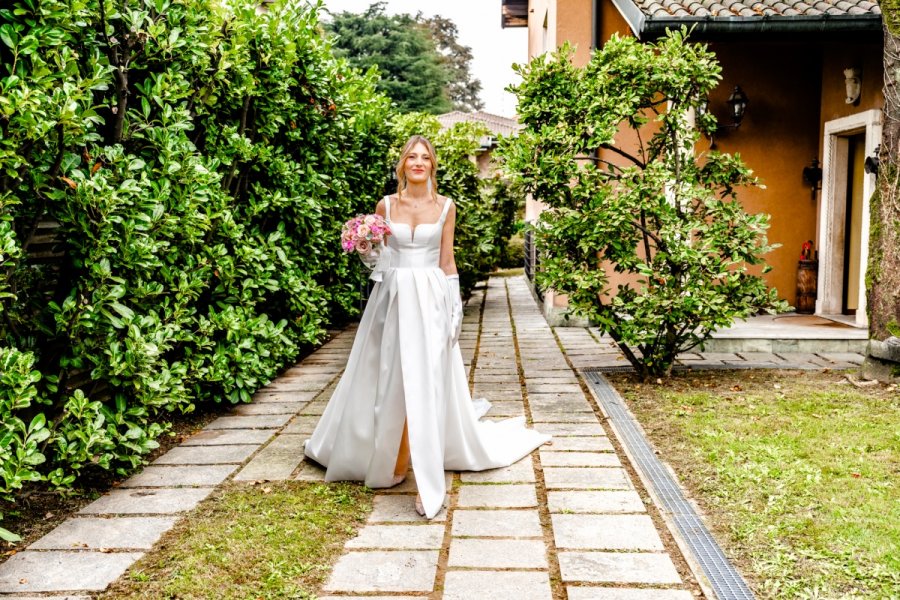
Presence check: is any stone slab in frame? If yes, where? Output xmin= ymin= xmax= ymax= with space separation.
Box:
xmin=152 ymin=444 xmax=258 ymax=465
xmin=324 ymin=550 xmax=438 ymax=593
xmin=253 ymin=391 xmax=318 ymax=403
xmin=539 ymin=423 xmax=607 ymax=436
xmin=457 ymin=484 xmax=538 ymax=508
xmin=346 ymin=524 xmax=444 ymax=549
xmin=558 ymin=552 xmax=682 ymax=584
xmin=460 ymin=459 xmax=534 ymax=483
xmin=379 ymin=470 xmax=452 ymax=495
xmin=552 ymin=514 xmax=664 ymax=550
xmin=531 ymin=411 xmax=599 ymax=423
xmin=294 ymin=462 xmax=325 ymax=482
xmin=525 ymin=377 xmax=580 ymax=385
xmin=30 ymin=516 xmax=177 ymax=550
xmin=233 ymin=434 xmax=306 ymax=481
xmin=182 ymin=428 xmax=276 ymax=446
xmin=451 ymin=509 xmax=543 ymax=537
xmin=543 ymin=467 xmax=632 ymax=490
xmin=540 ymin=451 xmax=620 ymax=467
xmin=120 ymin=464 xmax=238 ymax=488
xmin=368 ymin=495 xmax=447 ymax=523
xmin=526 ymin=383 xmax=583 ymax=394
xmin=444 ymin=571 xmax=552 ymax=600
xmin=548 ymin=491 xmax=646 ymax=514
xmin=474 ymin=374 xmax=523 ymax=383
xmin=818 ymin=352 xmax=865 ymax=365
xmin=280 ymin=415 xmax=321 ymax=435
xmin=259 ymin=380 xmax=332 ymax=392
xmin=567 ymin=588 xmax=694 ymax=600
xmin=549 ymin=437 xmax=615 ymax=452
xmin=528 ymin=394 xmax=594 ymax=411
xmin=230 ymin=401 xmax=305 ymax=415
xmin=78 ymin=487 xmax=214 ymax=515
xmin=482 ymin=401 xmax=525 ymax=416
xmin=448 ymin=538 xmax=548 ymax=568
xmin=0 ymin=550 xmax=144 ymax=592
xmin=299 ymin=401 xmax=329 ymax=416
xmin=203 ymin=414 xmax=293 ymax=430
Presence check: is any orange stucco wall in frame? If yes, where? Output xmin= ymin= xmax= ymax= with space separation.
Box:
xmin=708 ymin=43 xmax=824 ymax=306
xmin=522 ymin=0 xmax=883 ymax=309
xmin=527 ymin=0 xmax=593 ymax=64
xmin=598 ymin=0 xmax=632 ymax=41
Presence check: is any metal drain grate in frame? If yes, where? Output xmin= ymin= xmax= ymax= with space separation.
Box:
xmin=582 ymin=368 xmax=756 ymax=600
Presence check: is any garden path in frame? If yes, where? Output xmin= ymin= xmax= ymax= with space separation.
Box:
xmin=0 ymin=275 xmax=864 ymax=598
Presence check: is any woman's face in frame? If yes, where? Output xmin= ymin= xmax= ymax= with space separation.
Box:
xmin=404 ymin=142 xmax=432 ymax=184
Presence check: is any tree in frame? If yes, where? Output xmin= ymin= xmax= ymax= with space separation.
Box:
xmin=865 ymin=7 xmax=900 ymax=379
xmin=326 ymin=3 xmax=452 ymax=114
xmin=501 ymin=31 xmax=788 ymax=381
xmin=325 ymin=3 xmax=484 ymax=114
xmin=418 ymin=15 xmax=484 ymax=112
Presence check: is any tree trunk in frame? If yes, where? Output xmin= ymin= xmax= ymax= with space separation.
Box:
xmin=869 ymin=22 xmax=900 ymax=340
xmin=865 ymin=17 xmax=900 ymax=379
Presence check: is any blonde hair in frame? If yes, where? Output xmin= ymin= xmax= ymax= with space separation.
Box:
xmin=396 ymin=135 xmax=438 ymax=200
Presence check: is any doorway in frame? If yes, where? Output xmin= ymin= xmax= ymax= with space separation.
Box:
xmin=816 ymin=110 xmax=881 ymax=328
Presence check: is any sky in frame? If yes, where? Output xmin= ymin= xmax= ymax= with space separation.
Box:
xmin=318 ymin=0 xmax=529 ymax=117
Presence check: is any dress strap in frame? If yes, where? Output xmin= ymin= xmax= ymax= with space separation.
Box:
xmin=384 ymin=195 xmax=392 ymax=222
xmin=438 ymin=198 xmax=453 ymax=224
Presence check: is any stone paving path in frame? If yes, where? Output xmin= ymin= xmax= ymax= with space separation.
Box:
xmin=557 ymin=326 xmax=864 ymax=372
xmin=318 ymin=277 xmax=698 ymax=600
xmin=0 ymin=274 xmax=862 ymax=599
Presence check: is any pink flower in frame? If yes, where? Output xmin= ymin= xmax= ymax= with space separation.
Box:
xmin=356 ymin=239 xmax=372 ymax=254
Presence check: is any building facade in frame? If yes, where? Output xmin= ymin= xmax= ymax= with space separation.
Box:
xmin=503 ymin=0 xmax=883 ymax=328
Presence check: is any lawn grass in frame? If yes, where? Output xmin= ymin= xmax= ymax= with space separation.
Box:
xmin=100 ymin=481 xmax=372 ymax=599
xmin=609 ymin=370 xmax=899 ymax=599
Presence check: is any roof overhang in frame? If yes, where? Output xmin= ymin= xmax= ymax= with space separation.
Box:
xmin=610 ymin=0 xmax=883 ymax=41
xmin=501 ymin=0 xmax=528 ymax=28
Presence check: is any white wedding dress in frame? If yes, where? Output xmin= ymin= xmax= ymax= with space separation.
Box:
xmin=304 ymin=196 xmax=550 ymax=518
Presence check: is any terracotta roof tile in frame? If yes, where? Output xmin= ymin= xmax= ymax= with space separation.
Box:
xmin=631 ymin=0 xmax=880 ymax=18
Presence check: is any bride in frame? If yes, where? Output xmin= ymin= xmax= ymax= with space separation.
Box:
xmin=304 ymin=135 xmax=549 ymax=518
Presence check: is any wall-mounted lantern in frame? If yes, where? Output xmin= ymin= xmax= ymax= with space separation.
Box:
xmin=802 ymin=158 xmax=823 ymax=201
xmin=696 ymin=85 xmax=749 ymax=148
xmin=725 ymin=86 xmax=749 ymax=127
xmin=864 ymin=144 xmax=880 ymax=176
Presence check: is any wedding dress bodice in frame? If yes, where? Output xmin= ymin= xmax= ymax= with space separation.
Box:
xmin=383 ymin=195 xmax=451 ymax=269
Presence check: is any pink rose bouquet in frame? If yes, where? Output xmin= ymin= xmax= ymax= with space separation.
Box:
xmin=341 ymin=213 xmax=391 ymax=268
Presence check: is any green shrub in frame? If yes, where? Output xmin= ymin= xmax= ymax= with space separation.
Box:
xmin=502 ymin=31 xmax=788 ymax=380
xmin=0 ymin=0 xmax=393 ymax=535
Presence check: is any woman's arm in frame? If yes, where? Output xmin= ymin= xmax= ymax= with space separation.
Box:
xmin=375 ymin=197 xmax=386 ymax=219
xmin=439 ymin=200 xmax=458 ymax=276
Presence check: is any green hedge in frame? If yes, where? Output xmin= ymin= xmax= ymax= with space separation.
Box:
xmin=0 ymin=0 xmax=392 ymax=538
